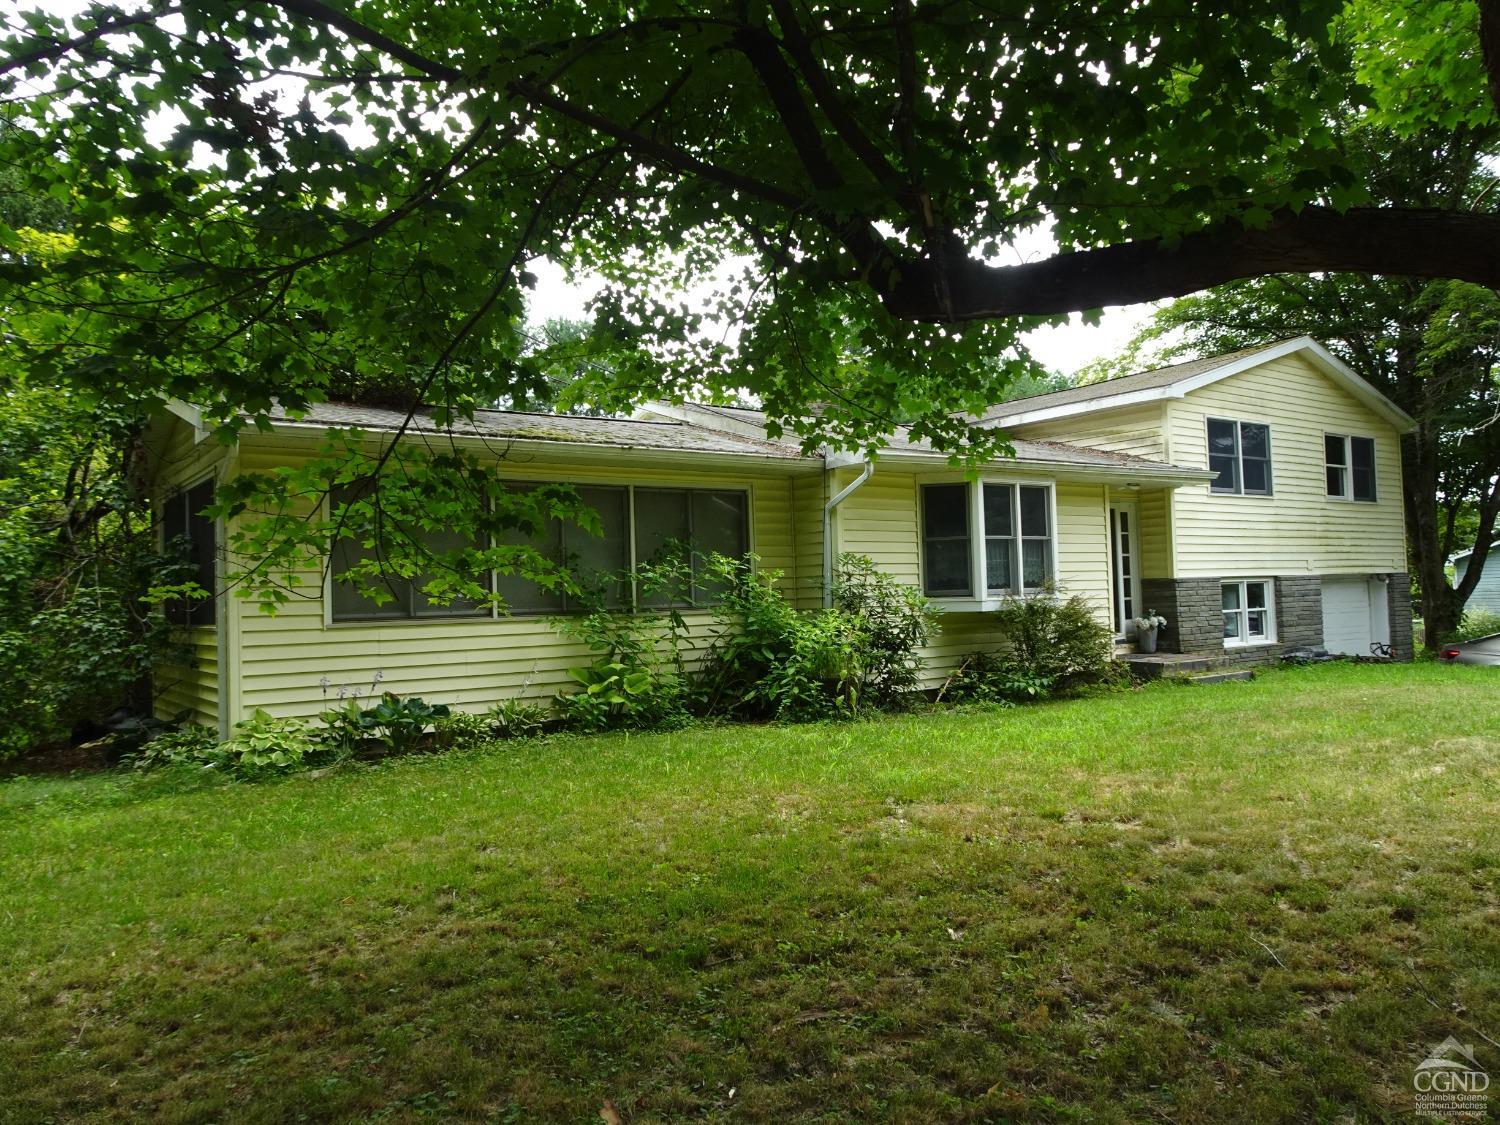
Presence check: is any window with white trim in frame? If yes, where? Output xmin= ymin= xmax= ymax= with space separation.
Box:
xmin=1207 ymin=418 xmax=1272 ymax=495
xmin=162 ymin=478 xmax=217 ymax=627
xmin=920 ymin=481 xmax=1054 ymax=598
xmin=1222 ymin=579 xmax=1275 ymax=645
xmin=1325 ymin=434 xmax=1376 ymax=501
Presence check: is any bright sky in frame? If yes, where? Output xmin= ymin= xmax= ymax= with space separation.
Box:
xmin=526 ymin=258 xmax=1153 ymax=379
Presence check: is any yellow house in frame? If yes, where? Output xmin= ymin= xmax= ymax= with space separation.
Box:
xmin=147 ymin=337 xmax=1414 ymax=734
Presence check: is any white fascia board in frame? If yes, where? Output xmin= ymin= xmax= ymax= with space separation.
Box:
xmin=982 ymin=384 xmax=1183 ymax=427
xmin=163 ymin=398 xmax=209 ymax=443
xmin=250 ymin=422 xmax=819 ymax=473
xmin=867 ymin=446 xmax=1213 ymax=486
xmin=989 ymin=337 xmax=1416 ymax=434
xmin=1168 ymin=336 xmax=1416 ymax=432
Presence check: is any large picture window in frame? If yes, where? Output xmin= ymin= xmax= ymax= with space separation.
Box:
xmin=1207 ymin=418 xmax=1272 ymax=495
xmin=331 ymin=482 xmax=749 ymax=622
xmin=1222 ymin=579 xmax=1275 ymax=645
xmin=921 ymin=481 xmax=1054 ymax=599
xmin=329 ymin=483 xmax=489 ymax=622
xmin=162 ymin=478 xmax=217 ymax=627
xmin=1325 ymin=434 xmax=1376 ymax=502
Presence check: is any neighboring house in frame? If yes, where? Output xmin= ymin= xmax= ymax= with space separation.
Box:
xmin=1451 ymin=543 xmax=1500 ymax=614
xmin=146 ymin=336 xmax=1415 ymax=735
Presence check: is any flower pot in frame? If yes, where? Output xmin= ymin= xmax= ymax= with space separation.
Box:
xmin=1137 ymin=627 xmax=1159 ymax=654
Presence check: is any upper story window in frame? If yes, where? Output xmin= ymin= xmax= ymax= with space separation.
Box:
xmin=1325 ymin=434 xmax=1377 ymax=502
xmin=162 ymin=478 xmax=217 ymax=627
xmin=331 ymin=482 xmax=749 ymax=622
xmin=920 ymin=481 xmax=1054 ymax=599
xmin=1206 ymin=418 xmax=1272 ymax=496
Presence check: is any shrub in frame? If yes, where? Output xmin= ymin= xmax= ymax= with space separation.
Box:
xmin=555 ymin=661 xmax=691 ymax=732
xmin=697 ymin=552 xmax=935 ymax=723
xmin=431 ymin=710 xmax=497 ymax=750
xmin=1455 ymin=608 xmax=1500 ymax=642
xmin=205 ymin=710 xmax=318 ymax=777
xmin=131 ymin=724 xmax=219 ymax=770
xmin=694 ymin=554 xmax=806 ymax=718
xmin=943 ymin=650 xmax=1060 ymax=704
xmin=489 ymin=698 xmax=549 ymax=739
xmin=831 ymin=554 xmax=938 ymax=710
xmin=551 ymin=564 xmax=694 ymax=732
xmin=762 ymin=610 xmax=867 ymax=722
xmin=990 ymin=585 xmax=1114 ymax=690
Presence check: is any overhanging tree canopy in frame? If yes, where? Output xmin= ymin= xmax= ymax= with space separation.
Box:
xmin=3 ymin=0 xmax=1498 ymax=447
xmin=2 ymin=0 xmax=1498 ymax=614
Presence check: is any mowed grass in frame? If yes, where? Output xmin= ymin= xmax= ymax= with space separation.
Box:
xmin=2 ymin=664 xmax=1497 ymax=1123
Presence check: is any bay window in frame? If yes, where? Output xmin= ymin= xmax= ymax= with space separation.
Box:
xmin=921 ymin=480 xmax=1055 ymax=600
xmin=1325 ymin=434 xmax=1376 ymax=501
xmin=1222 ymin=579 xmax=1275 ymax=645
xmin=1207 ymin=418 xmax=1272 ymax=495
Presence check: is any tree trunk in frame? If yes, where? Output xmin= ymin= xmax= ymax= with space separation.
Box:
xmin=1401 ymin=427 xmax=1465 ymax=650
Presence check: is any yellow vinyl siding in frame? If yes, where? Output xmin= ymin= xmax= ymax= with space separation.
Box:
xmin=229 ymin=446 xmax=808 ymax=721
xmin=155 ymin=629 xmax=219 ymax=729
xmin=1012 ymin=402 xmax=1168 ymax=461
xmin=145 ymin=412 xmax=229 ymax=731
xmin=831 ymin=468 xmax=1113 ymax=686
xmin=790 ymin=472 xmax=826 ymax=608
xmin=1166 ymin=354 xmax=1406 ymax=577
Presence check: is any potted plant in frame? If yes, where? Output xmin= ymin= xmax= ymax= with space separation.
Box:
xmin=1132 ymin=610 xmax=1168 ymax=654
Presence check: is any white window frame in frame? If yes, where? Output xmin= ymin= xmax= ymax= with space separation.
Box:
xmin=919 ymin=478 xmax=1059 ymax=609
xmin=1324 ymin=433 xmax=1377 ymax=503
xmin=1206 ymin=417 xmax=1273 ymax=497
xmin=1221 ymin=578 xmax=1277 ymax=647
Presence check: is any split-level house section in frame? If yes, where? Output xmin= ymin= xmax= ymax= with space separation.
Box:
xmin=145 ymin=337 xmax=1412 ymax=734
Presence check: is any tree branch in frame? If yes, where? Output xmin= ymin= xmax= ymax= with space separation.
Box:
xmin=0 ymin=2 xmax=179 ymax=78
xmin=884 ymin=207 xmax=1500 ymax=320
xmin=1482 ymin=0 xmax=1500 ymax=118
xmin=764 ymin=0 xmax=903 ymax=188
xmin=269 ymin=0 xmax=462 ymax=81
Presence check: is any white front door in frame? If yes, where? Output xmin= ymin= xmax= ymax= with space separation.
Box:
xmin=1109 ymin=503 xmax=1141 ymax=637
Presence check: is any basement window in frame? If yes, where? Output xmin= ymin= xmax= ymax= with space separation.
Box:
xmin=1222 ymin=579 xmax=1275 ymax=645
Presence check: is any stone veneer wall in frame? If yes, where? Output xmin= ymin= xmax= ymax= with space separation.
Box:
xmin=1384 ymin=571 xmax=1414 ymax=661
xmin=1140 ymin=577 xmax=1224 ymax=655
xmin=1275 ymin=576 xmax=1323 ymax=649
xmin=1140 ymin=573 xmax=1414 ymax=664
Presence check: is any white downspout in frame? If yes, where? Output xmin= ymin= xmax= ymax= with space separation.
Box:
xmin=822 ymin=457 xmax=874 ymax=607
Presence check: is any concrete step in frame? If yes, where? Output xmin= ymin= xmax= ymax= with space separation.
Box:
xmin=1119 ymin=652 xmax=1215 ymax=680
xmin=1186 ymin=669 xmax=1255 ymax=685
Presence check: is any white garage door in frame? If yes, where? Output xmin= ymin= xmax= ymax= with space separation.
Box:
xmin=1323 ymin=577 xmax=1389 ymax=656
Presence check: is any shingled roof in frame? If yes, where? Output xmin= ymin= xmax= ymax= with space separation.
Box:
xmin=264 ymin=401 xmax=806 ymax=460
xmin=643 ymin=402 xmax=1210 ymax=477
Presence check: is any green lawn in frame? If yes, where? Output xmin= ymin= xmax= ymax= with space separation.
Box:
xmin=2 ymin=663 xmax=1497 ymax=1123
